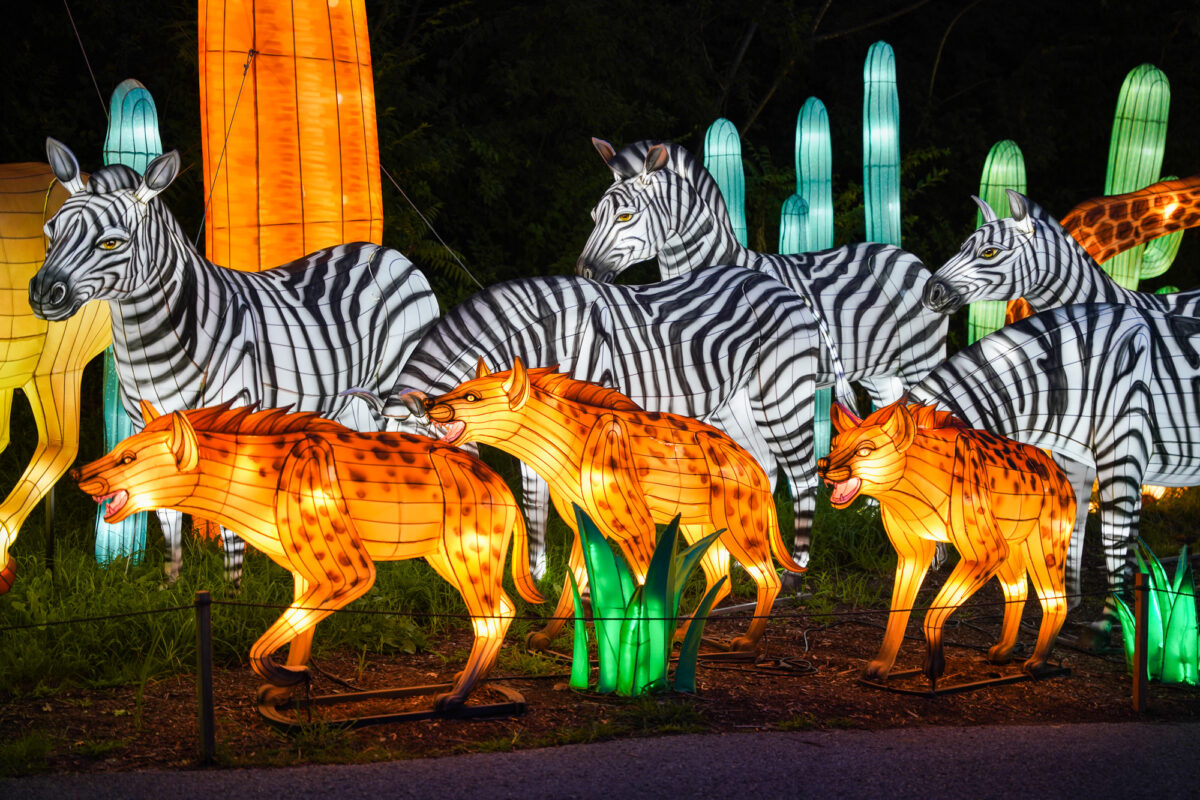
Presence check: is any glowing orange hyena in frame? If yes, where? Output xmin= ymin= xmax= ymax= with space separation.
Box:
xmin=817 ymin=401 xmax=1075 ymax=685
xmin=422 ymin=357 xmax=805 ymax=652
xmin=72 ymin=401 xmax=543 ymax=709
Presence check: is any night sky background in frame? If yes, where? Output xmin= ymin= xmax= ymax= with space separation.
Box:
xmin=4 ymin=0 xmax=1200 ymax=325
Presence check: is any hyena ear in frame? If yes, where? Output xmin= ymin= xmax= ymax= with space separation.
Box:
xmin=169 ymin=412 xmax=199 ymax=472
xmin=139 ymin=399 xmax=162 ymax=425
xmin=475 ymin=357 xmax=492 ymax=378
xmin=879 ymin=401 xmax=916 ymax=451
xmin=503 ymin=356 xmax=530 ymax=411
xmin=46 ymin=137 xmax=85 ymax=195
xmin=830 ymin=403 xmax=863 ymax=434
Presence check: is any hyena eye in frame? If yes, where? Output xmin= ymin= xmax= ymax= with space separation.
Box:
xmin=980 ymin=247 xmax=999 ymax=259
xmin=616 ymin=212 xmax=633 ymax=223
xmin=464 ymin=393 xmax=480 ymax=402
xmin=856 ymin=445 xmax=874 ymax=458
xmin=120 ymin=453 xmax=136 ymax=465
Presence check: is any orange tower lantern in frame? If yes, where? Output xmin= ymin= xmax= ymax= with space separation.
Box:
xmin=198 ymin=0 xmax=383 ymax=269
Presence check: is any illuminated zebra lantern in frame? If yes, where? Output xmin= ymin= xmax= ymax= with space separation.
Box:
xmin=31 ymin=138 xmax=439 ymax=583
xmin=577 ymin=140 xmax=948 ymax=407
xmin=909 ymin=303 xmax=1200 ymax=632
xmin=356 ymin=267 xmax=846 ymax=593
xmin=922 ymin=189 xmax=1200 ymax=578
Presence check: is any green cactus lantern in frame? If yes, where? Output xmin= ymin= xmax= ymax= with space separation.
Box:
xmin=95 ymin=78 xmax=161 ymax=564
xmin=703 ymin=118 xmax=748 ymax=247
xmin=1102 ymin=63 xmax=1181 ymax=290
xmin=969 ymin=140 xmax=1027 ymax=343
xmin=863 ymin=41 xmax=900 ymax=248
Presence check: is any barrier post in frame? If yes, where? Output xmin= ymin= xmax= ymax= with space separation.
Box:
xmin=1132 ymin=571 xmax=1149 ymax=712
xmin=195 ymin=590 xmax=216 ymax=764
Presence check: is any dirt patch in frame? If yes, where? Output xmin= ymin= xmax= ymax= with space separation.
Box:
xmin=5 ymin=594 xmax=1200 ymax=774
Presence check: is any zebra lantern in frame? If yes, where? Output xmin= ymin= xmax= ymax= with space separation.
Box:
xmin=30 ymin=138 xmax=439 ymax=585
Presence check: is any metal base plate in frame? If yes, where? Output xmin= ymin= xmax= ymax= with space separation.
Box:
xmin=257 ymin=682 xmax=527 ymax=731
xmin=859 ymin=664 xmax=1071 ymax=697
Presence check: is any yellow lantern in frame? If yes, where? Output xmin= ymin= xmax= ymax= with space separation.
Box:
xmin=818 ymin=401 xmax=1074 ymax=686
xmin=72 ymin=402 xmax=542 ymax=710
xmin=198 ymin=0 xmax=383 ymax=269
xmin=420 ymin=357 xmax=806 ymax=653
xmin=0 ymin=163 xmax=111 ymax=591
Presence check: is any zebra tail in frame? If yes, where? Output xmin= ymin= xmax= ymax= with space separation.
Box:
xmin=509 ymin=511 xmax=545 ymax=604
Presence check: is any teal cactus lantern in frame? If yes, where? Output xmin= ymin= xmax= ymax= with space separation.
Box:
xmin=783 ymin=96 xmax=835 ymax=457
xmin=1102 ymin=63 xmax=1181 ymax=290
xmin=863 ymin=41 xmax=900 ymax=248
xmin=703 ymin=118 xmax=748 ymax=247
xmin=968 ymin=140 xmax=1027 ymax=343
xmin=568 ymin=506 xmax=725 ymax=696
xmin=95 ymin=79 xmax=161 ymax=564
xmin=1114 ymin=540 xmax=1199 ymax=686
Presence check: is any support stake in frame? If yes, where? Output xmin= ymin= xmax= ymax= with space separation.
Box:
xmin=195 ymin=590 xmax=216 ymax=764
xmin=1132 ymin=571 xmax=1149 ymax=712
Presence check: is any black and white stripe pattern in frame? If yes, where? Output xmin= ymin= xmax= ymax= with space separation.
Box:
xmin=32 ymin=139 xmax=439 ymax=584
xmin=377 ymin=266 xmax=821 ymax=577
xmin=908 ymin=303 xmax=1200 ymax=620
xmin=922 ymin=190 xmax=1200 ymax=316
xmin=576 ymin=140 xmax=947 ymax=405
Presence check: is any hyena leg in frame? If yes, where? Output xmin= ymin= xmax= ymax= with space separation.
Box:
xmin=987 ymin=551 xmax=1028 ymax=664
xmin=676 ymin=537 xmax=733 ymax=645
xmin=527 ymin=491 xmax=588 ymax=651
xmin=1019 ymin=515 xmax=1070 ymax=672
xmin=867 ymin=533 xmax=937 ymax=681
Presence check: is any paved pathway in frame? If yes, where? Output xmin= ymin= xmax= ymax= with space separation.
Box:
xmin=5 ymin=721 xmax=1198 ymax=799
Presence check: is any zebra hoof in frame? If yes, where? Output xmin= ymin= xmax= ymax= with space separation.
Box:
xmin=1076 ymin=621 xmax=1112 ymax=654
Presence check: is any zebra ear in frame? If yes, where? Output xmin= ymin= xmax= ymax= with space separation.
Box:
xmin=475 ymin=357 xmax=492 ymax=379
xmin=971 ymin=195 xmax=998 ymax=224
xmin=46 ymin=138 xmax=85 ymax=195
xmin=139 ymin=399 xmax=162 ymax=425
xmin=503 ymin=357 xmax=530 ymax=411
xmin=135 ymin=150 xmax=181 ymax=204
xmin=168 ymin=411 xmax=200 ymax=472
xmin=592 ymin=137 xmax=616 ymax=165
xmin=1007 ymin=190 xmax=1035 ymax=237
xmin=642 ymin=144 xmax=669 ymax=176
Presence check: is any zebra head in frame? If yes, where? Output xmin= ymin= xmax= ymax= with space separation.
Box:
xmin=922 ymin=190 xmax=1039 ymax=314
xmin=576 ymin=140 xmax=676 ymax=282
xmin=31 ymin=138 xmax=181 ymax=321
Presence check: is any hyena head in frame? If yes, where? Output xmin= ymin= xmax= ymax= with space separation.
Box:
xmin=424 ymin=357 xmax=538 ymax=447
xmin=72 ymin=400 xmax=201 ymax=523
xmin=817 ymin=400 xmax=916 ymax=508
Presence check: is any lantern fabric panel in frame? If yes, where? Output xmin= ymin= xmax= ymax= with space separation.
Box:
xmin=198 ymin=0 xmax=383 ymax=270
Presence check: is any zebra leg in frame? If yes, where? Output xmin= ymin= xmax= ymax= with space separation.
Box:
xmin=1052 ymin=453 xmax=1096 ymax=611
xmin=220 ymin=526 xmax=246 ymax=589
xmin=520 ymin=464 xmax=550 ymax=580
xmin=156 ymin=508 xmax=184 ymax=583
xmin=1092 ymin=456 xmax=1147 ymax=635
xmin=859 ymin=374 xmax=905 ymax=409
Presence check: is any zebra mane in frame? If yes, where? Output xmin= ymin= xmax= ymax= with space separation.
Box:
xmin=528 ymin=369 xmax=643 ymax=411
xmin=77 ymin=163 xmax=142 ymax=194
xmin=146 ymin=401 xmax=350 ymax=437
xmin=610 ymin=141 xmax=727 ymax=205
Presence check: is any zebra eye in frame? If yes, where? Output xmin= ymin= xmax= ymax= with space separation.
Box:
xmin=97 ymin=238 xmax=124 ymax=251
xmin=616 ymin=213 xmax=633 ymax=223
xmin=980 ymin=247 xmax=999 ymax=259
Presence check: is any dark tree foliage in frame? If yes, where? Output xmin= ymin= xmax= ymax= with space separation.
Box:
xmin=2 ymin=0 xmax=1199 ymax=308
